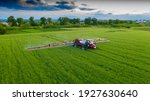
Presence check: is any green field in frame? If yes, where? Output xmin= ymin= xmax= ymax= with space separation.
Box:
xmin=0 ymin=27 xmax=150 ymax=84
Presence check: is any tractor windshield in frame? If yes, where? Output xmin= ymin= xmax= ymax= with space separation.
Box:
xmin=79 ymin=39 xmax=86 ymax=44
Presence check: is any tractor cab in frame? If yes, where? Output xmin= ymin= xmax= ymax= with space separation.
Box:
xmin=73 ymin=38 xmax=96 ymax=49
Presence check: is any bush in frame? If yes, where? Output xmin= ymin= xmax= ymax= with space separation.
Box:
xmin=21 ymin=23 xmax=30 ymax=29
xmin=7 ymin=26 xmax=19 ymax=30
xmin=63 ymin=24 xmax=91 ymax=28
xmin=43 ymin=23 xmax=53 ymax=28
xmin=0 ymin=23 xmax=7 ymax=27
xmin=0 ymin=26 xmax=7 ymax=35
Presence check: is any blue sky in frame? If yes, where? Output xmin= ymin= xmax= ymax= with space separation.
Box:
xmin=0 ymin=0 xmax=150 ymax=20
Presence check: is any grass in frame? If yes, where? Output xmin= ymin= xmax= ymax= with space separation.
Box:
xmin=0 ymin=26 xmax=150 ymax=84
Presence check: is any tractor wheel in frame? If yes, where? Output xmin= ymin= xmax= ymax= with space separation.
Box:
xmin=84 ymin=46 xmax=88 ymax=50
xmin=72 ymin=44 xmax=75 ymax=47
xmin=76 ymin=44 xmax=80 ymax=48
xmin=73 ymin=43 xmax=77 ymax=47
xmin=80 ymin=45 xmax=85 ymax=50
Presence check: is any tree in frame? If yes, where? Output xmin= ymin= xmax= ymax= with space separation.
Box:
xmin=58 ymin=17 xmax=70 ymax=25
xmin=7 ymin=16 xmax=17 ymax=26
xmin=108 ymin=19 xmax=113 ymax=25
xmin=128 ymin=20 xmax=134 ymax=24
xmin=92 ymin=18 xmax=98 ymax=25
xmin=47 ymin=17 xmax=52 ymax=24
xmin=29 ymin=17 xmax=35 ymax=26
xmin=84 ymin=17 xmax=92 ymax=25
xmin=17 ymin=18 xmax=24 ymax=27
xmin=70 ymin=18 xmax=80 ymax=24
xmin=21 ymin=23 xmax=30 ymax=28
xmin=40 ymin=17 xmax=47 ymax=25
xmin=114 ymin=19 xmax=120 ymax=24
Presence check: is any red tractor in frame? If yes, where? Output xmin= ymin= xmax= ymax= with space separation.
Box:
xmin=73 ymin=39 xmax=96 ymax=50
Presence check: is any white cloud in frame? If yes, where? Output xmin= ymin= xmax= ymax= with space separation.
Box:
xmin=0 ymin=1 xmax=150 ymax=20
xmin=84 ymin=1 xmax=150 ymax=14
xmin=0 ymin=8 xmax=93 ymax=19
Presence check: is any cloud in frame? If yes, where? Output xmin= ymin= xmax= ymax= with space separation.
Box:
xmin=1 ymin=7 xmax=150 ymax=21
xmin=79 ymin=8 xmax=96 ymax=11
xmin=81 ymin=4 xmax=87 ymax=6
xmin=0 ymin=0 xmax=20 ymax=9
xmin=0 ymin=0 xmax=96 ymax=11
xmin=1 ymin=0 xmax=150 ymax=20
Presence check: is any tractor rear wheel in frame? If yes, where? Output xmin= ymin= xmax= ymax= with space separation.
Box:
xmin=80 ymin=45 xmax=85 ymax=50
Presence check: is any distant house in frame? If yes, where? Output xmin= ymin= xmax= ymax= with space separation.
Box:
xmin=0 ymin=22 xmax=9 ymax=26
xmin=136 ymin=20 xmax=147 ymax=24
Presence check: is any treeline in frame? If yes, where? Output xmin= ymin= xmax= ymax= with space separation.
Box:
xmin=5 ymin=16 xmax=81 ymax=27
xmin=0 ymin=16 xmax=146 ymax=34
xmin=4 ymin=16 xmax=137 ymax=27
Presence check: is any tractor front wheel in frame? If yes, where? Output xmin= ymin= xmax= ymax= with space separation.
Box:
xmin=80 ymin=45 xmax=85 ymax=50
xmin=73 ymin=43 xmax=77 ymax=47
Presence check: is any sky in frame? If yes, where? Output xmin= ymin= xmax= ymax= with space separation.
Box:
xmin=0 ymin=0 xmax=150 ymax=19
